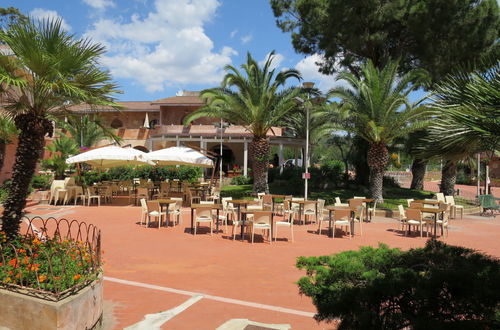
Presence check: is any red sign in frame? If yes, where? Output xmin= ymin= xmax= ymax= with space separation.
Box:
xmin=302 ymin=172 xmax=311 ymax=179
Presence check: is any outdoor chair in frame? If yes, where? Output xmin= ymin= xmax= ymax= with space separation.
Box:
xmin=302 ymin=201 xmax=318 ymax=225
xmin=445 ymin=195 xmax=463 ymax=219
xmin=332 ymin=208 xmax=351 ymax=238
xmin=404 ymin=208 xmax=428 ymax=237
xmin=262 ymin=195 xmax=273 ymax=210
xmin=334 ymin=197 xmax=348 ymax=207
xmin=136 ymin=187 xmax=149 ymax=201
xmin=248 ymin=211 xmax=272 ymax=244
xmin=199 ymin=200 xmax=215 ymax=205
xmin=406 ymin=199 xmax=414 ymax=207
xmin=73 ymin=186 xmax=86 ymax=206
xmin=436 ymin=203 xmax=451 ymax=237
xmin=194 ymin=207 xmax=214 ymax=235
xmin=478 ymin=194 xmax=499 ymax=217
xmin=167 ymin=199 xmax=182 ymax=226
xmin=139 ymin=198 xmax=148 ymax=226
xmin=215 ymin=201 xmax=232 ymax=233
xmin=86 ymin=188 xmax=101 ymax=206
xmin=275 ymin=204 xmax=294 ymax=242
xmin=146 ymin=200 xmax=166 ymax=228
xmin=435 ymin=192 xmax=445 ymax=203
xmin=353 ymin=205 xmax=365 ymax=235
xmin=257 ymin=192 xmax=265 ymax=199
xmin=397 ymin=205 xmax=407 ymax=232
xmin=367 ymin=200 xmax=377 ymax=221
xmin=51 ymin=188 xmax=67 ymax=205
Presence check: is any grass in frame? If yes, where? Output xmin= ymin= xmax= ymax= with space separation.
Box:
xmin=221 ymin=183 xmax=437 ymax=210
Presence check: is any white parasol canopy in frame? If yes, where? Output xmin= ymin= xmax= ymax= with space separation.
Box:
xmin=66 ymin=146 xmax=154 ymax=168
xmin=145 ymin=146 xmax=214 ymax=168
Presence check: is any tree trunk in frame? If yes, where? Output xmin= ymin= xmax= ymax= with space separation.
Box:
xmin=250 ymin=136 xmax=270 ymax=194
xmin=367 ymin=142 xmax=388 ymax=202
xmin=353 ymin=136 xmax=369 ymax=186
xmin=0 ymin=142 xmax=6 ymax=174
xmin=1 ymin=114 xmax=52 ymax=239
xmin=440 ymin=159 xmax=457 ymax=196
xmin=410 ymin=158 xmax=427 ymax=190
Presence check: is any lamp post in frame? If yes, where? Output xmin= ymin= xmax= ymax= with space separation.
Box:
xmin=294 ymin=82 xmax=315 ymax=200
xmin=215 ymin=119 xmax=230 ymax=191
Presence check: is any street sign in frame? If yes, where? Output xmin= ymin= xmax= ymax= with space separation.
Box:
xmin=302 ymin=172 xmax=311 ymax=179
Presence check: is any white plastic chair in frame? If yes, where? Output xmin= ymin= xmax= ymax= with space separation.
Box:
xmin=249 ymin=211 xmax=272 ymax=244
xmin=194 ymin=207 xmax=214 ymax=235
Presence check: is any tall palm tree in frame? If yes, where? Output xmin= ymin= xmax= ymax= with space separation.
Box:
xmin=55 ymin=114 xmax=122 ymax=148
xmin=0 ymin=114 xmax=17 ymax=172
xmin=0 ymin=18 xmax=120 ymax=238
xmin=329 ymin=60 xmax=429 ymax=201
xmin=184 ymin=51 xmax=302 ymax=193
xmin=423 ymin=59 xmax=499 ymax=195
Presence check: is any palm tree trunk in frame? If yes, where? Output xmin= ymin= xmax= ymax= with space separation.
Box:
xmin=440 ymin=159 xmax=457 ymax=196
xmin=353 ymin=136 xmax=369 ymax=186
xmin=250 ymin=136 xmax=269 ymax=193
xmin=367 ymin=142 xmax=388 ymax=202
xmin=0 ymin=142 xmax=6 ymax=173
xmin=410 ymin=158 xmax=427 ymax=190
xmin=1 ymin=115 xmax=52 ymax=239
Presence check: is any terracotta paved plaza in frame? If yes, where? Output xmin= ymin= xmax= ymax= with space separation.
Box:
xmin=24 ymin=198 xmax=500 ymax=329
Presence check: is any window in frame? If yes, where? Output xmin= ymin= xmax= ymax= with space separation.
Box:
xmin=110 ymin=118 xmax=123 ymax=129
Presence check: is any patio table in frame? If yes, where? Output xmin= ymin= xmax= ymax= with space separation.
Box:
xmin=190 ymin=203 xmax=222 ymax=234
xmin=348 ymin=198 xmax=374 ymax=221
xmin=412 ymin=206 xmax=447 ymax=238
xmin=263 ymin=194 xmax=286 ymax=213
xmin=325 ymin=206 xmax=356 ymax=238
xmin=230 ymin=200 xmax=258 ymax=239
xmin=157 ymin=199 xmax=179 ymax=227
xmin=413 ymin=200 xmax=441 ymax=206
xmin=291 ymin=200 xmax=319 ymax=225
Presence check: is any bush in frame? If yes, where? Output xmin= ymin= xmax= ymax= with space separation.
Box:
xmin=230 ymin=175 xmax=253 ymax=185
xmin=318 ymin=160 xmax=344 ymax=182
xmin=30 ymin=175 xmax=52 ymax=190
xmin=297 ymin=240 xmax=500 ymax=329
xmin=81 ymin=165 xmax=202 ymax=185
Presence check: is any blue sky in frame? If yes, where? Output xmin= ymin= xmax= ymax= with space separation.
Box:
xmin=6 ymin=0 xmax=342 ymax=101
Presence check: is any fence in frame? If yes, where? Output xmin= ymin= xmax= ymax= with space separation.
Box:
xmin=0 ymin=216 xmax=101 ymax=301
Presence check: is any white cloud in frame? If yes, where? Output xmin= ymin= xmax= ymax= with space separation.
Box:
xmin=241 ymin=34 xmax=252 ymax=44
xmin=259 ymin=52 xmax=285 ymax=71
xmin=295 ymin=54 xmax=343 ymax=92
xmin=30 ymin=8 xmax=71 ymax=31
xmin=82 ymin=0 xmax=116 ymax=9
xmin=230 ymin=29 xmax=238 ymax=38
xmin=85 ymin=0 xmax=236 ymax=93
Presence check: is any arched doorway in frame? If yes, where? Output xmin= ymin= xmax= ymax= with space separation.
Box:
xmin=211 ymin=145 xmax=234 ymax=173
xmin=133 ymin=145 xmax=149 ymax=153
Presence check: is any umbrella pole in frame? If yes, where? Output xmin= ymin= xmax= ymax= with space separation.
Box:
xmin=209 ymin=157 xmax=220 ymax=189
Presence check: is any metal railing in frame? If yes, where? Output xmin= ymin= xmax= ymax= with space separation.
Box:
xmin=0 ymin=216 xmax=101 ymax=301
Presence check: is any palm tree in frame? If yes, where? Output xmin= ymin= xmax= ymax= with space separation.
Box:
xmin=329 ymin=60 xmax=429 ymax=201
xmin=184 ymin=51 xmax=302 ymax=193
xmin=55 ymin=114 xmax=122 ymax=148
xmin=0 ymin=114 xmax=17 ymax=172
xmin=423 ymin=60 xmax=499 ymax=195
xmin=0 ymin=18 xmax=120 ymax=238
xmin=42 ymin=135 xmax=79 ymax=179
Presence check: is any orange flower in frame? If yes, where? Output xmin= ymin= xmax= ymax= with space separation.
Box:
xmin=38 ymin=275 xmax=47 ymax=283
xmin=73 ymin=274 xmax=81 ymax=281
xmin=53 ymin=276 xmax=61 ymax=280
xmin=29 ymin=264 xmax=40 ymax=272
xmin=23 ymin=256 xmax=29 ymax=264
xmin=3 ymin=277 xmax=11 ymax=283
xmin=18 ymin=249 xmax=26 ymax=254
xmin=8 ymin=258 xmax=18 ymax=268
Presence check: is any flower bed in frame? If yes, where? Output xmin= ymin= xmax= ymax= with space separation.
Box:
xmin=0 ymin=217 xmax=101 ymax=301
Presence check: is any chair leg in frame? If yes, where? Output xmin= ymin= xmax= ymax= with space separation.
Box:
xmin=210 ymin=221 xmax=213 ymax=236
xmin=251 ymin=226 xmax=254 ymax=244
xmin=194 ymin=222 xmax=197 ymax=235
xmin=318 ymin=221 xmax=322 ymax=235
xmin=274 ymin=226 xmax=278 ymax=241
xmin=290 ymin=225 xmax=294 ymax=242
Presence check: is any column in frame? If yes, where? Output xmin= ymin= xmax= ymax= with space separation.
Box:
xmin=176 ymin=135 xmax=180 ymax=147
xmin=243 ymin=139 xmax=248 ymax=177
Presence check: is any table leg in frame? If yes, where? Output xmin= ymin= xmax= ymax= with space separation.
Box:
xmin=191 ymin=208 xmax=194 ymax=234
xmin=299 ymin=204 xmax=303 ymax=225
xmin=216 ymin=208 xmax=220 ymax=233
xmin=350 ymin=210 xmax=355 ymax=237
xmin=166 ymin=206 xmax=170 ymax=227
xmin=329 ymin=210 xmax=333 ymax=238
xmin=238 ymin=205 xmax=244 ymax=240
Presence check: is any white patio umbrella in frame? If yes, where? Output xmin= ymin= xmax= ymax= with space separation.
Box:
xmin=66 ymin=146 xmax=154 ymax=168
xmin=145 ymin=146 xmax=214 ymax=168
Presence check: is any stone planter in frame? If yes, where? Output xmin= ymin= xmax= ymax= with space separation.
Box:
xmin=0 ymin=275 xmax=103 ymax=330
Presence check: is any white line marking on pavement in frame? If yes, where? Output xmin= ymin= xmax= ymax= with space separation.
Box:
xmin=124 ymin=295 xmax=203 ymax=330
xmin=104 ymin=276 xmax=315 ymax=318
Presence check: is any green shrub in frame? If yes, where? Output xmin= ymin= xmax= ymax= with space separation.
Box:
xmin=230 ymin=175 xmax=253 ymax=185
xmin=30 ymin=175 xmax=52 ymax=190
xmin=383 ymin=175 xmax=401 ymax=188
xmin=81 ymin=165 xmax=202 ymax=185
xmin=297 ymin=240 xmax=500 ymax=329
xmin=318 ymin=160 xmax=344 ymax=182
